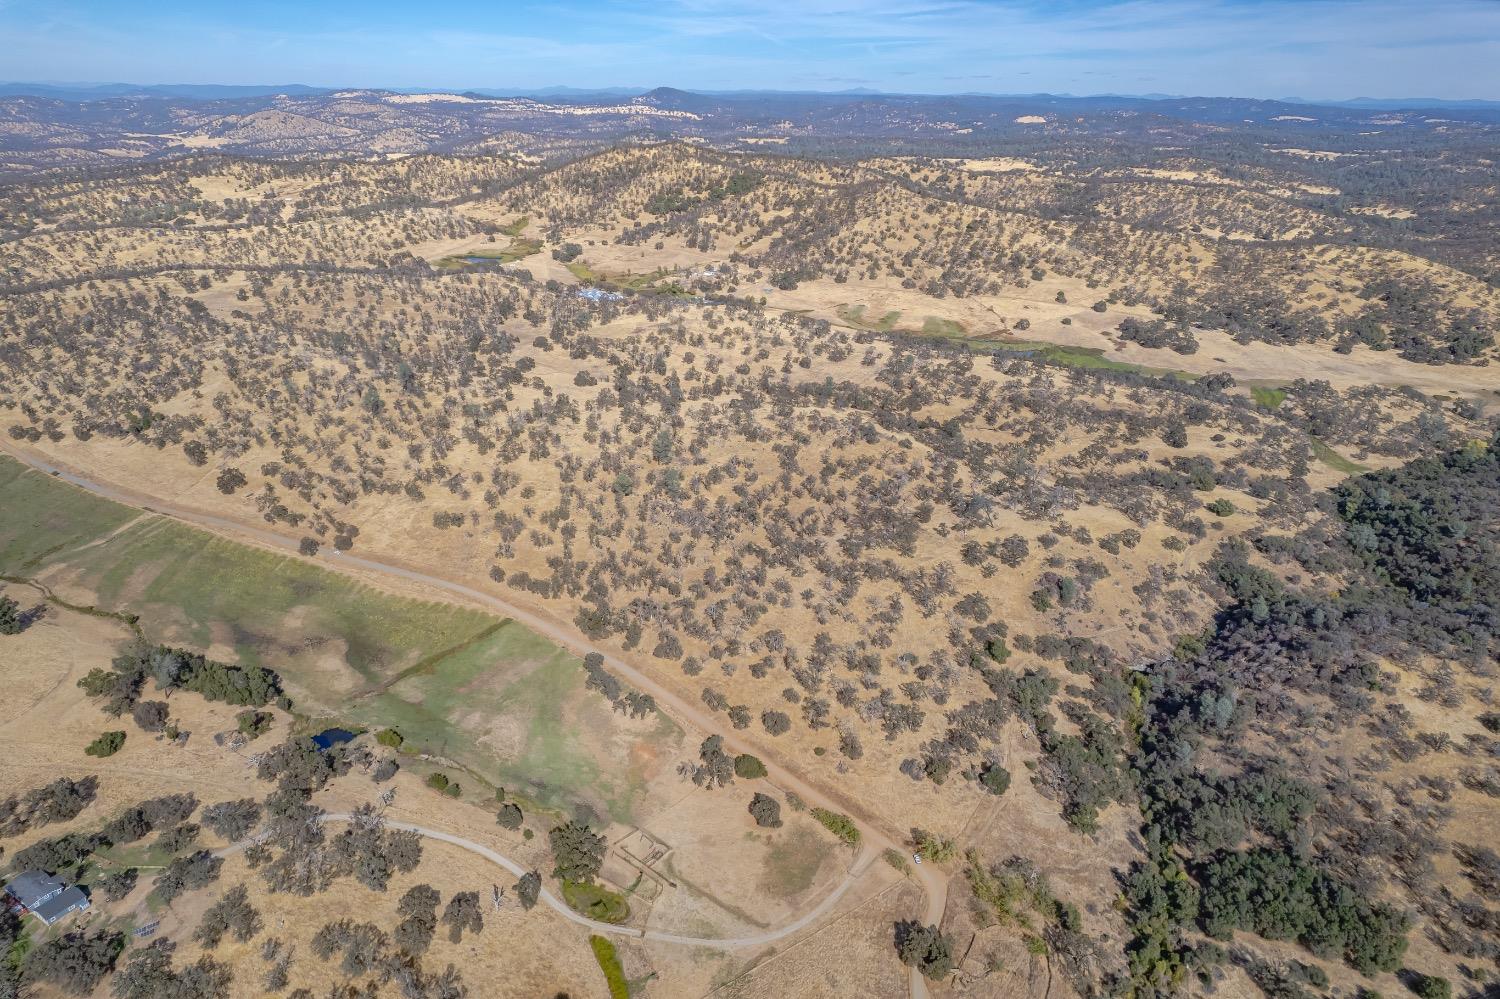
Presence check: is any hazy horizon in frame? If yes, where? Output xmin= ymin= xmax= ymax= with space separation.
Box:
xmin=3 ymin=80 xmax=1497 ymax=108
xmin=2 ymin=0 xmax=1498 ymax=102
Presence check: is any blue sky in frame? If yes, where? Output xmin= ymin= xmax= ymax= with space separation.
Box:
xmin=2 ymin=0 xmax=1498 ymax=99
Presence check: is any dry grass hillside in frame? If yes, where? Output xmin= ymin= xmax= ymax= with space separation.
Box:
xmin=0 ymin=599 xmax=917 ymax=999
xmin=1 ymin=138 xmax=1497 ymax=999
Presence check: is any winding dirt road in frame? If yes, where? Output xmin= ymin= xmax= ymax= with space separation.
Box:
xmin=2 ymin=441 xmax=950 ymax=983
xmin=251 ymin=812 xmax=877 ymax=948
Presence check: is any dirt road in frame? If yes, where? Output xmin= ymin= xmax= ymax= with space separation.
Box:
xmin=225 ymin=812 xmax=875 ymax=949
xmin=1 ymin=441 xmax=951 ymax=971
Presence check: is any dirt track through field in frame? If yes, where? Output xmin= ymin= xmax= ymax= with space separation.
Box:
xmin=219 ymin=812 xmax=875 ymax=949
xmin=2 ymin=441 xmax=949 ymax=992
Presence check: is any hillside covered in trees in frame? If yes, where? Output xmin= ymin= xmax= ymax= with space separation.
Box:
xmin=1 ymin=123 xmax=1496 ymax=999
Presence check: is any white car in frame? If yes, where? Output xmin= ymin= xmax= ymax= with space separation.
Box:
xmin=912 ymin=853 xmax=922 ymax=865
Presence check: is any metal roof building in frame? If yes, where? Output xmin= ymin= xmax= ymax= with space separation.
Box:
xmin=3 ymin=870 xmax=90 ymax=926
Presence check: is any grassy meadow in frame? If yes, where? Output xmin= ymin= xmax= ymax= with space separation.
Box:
xmin=0 ymin=458 xmax=138 ymax=570
xmin=0 ymin=455 xmax=681 ymax=824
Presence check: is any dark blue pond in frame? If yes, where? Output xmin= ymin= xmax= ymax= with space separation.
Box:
xmin=312 ymin=727 xmax=357 ymax=750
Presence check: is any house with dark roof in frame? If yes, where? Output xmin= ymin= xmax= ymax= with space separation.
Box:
xmin=3 ymin=870 xmax=90 ymax=926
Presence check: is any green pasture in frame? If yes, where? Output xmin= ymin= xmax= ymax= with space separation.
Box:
xmin=0 ymin=456 xmax=680 ymax=824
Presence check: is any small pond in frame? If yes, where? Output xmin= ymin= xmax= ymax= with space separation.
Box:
xmin=311 ymin=727 xmax=358 ymax=750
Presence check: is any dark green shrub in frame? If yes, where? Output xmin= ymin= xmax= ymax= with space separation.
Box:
xmin=734 ymin=754 xmax=768 ymax=779
xmin=979 ymin=765 xmax=1011 ymax=796
xmin=85 ymin=731 xmax=126 ymax=757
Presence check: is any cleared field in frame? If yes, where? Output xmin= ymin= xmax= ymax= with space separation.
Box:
xmin=0 ymin=458 xmax=137 ymax=570
xmin=0 ymin=595 xmax=905 ymax=999
xmin=367 ymin=621 xmax=681 ymax=823
xmin=836 ymin=303 xmax=902 ymax=331
xmin=0 ymin=455 xmax=683 ymax=825
xmin=1251 ymin=385 xmax=1289 ymax=410
xmin=964 ymin=336 xmax=1200 ymax=380
xmin=435 ymin=236 xmax=543 ymax=269
xmin=758 ymin=822 xmax=837 ymax=897
xmin=55 ymin=517 xmax=494 ymax=674
xmin=1310 ymin=437 xmax=1370 ymax=475
xmin=921 ymin=315 xmax=966 ymax=337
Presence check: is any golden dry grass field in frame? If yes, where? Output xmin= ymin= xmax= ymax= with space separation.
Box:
xmin=1 ymin=136 xmax=1497 ymax=999
xmin=0 ymin=594 xmax=923 ymax=999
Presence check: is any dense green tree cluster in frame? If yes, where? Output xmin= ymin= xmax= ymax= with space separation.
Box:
xmin=85 ymin=730 xmax=126 ymax=757
xmin=235 ymin=709 xmax=272 ymax=738
xmin=1121 ymin=849 xmax=1201 ymax=996
xmin=894 ymin=921 xmax=954 ymax=980
xmin=1199 ymin=847 xmax=1409 ymax=974
xmin=978 ymin=764 xmax=1011 ymax=796
xmin=424 ymin=772 xmax=461 ymax=797
xmin=0 ymin=594 xmax=23 ymax=635
xmin=1104 ymin=438 xmax=1500 ymax=991
xmin=810 ymin=808 xmax=860 ymax=846
xmin=549 ymin=820 xmax=607 ymax=883
xmin=1412 ymin=973 xmax=1453 ymax=999
xmin=1038 ymin=711 xmax=1130 ymax=833
xmin=733 ymin=753 xmax=767 ymax=779
xmin=1138 ymin=766 xmax=1315 ymax=854
xmin=79 ymin=642 xmax=283 ymax=719
xmin=643 ymin=173 xmax=761 ymax=217
xmin=1335 ymin=432 xmax=1499 ymax=659
xmin=23 ymin=930 xmax=125 ymax=995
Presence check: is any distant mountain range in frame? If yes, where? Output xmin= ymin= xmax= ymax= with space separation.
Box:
xmin=3 ymin=81 xmax=1495 ymax=175
xmin=1294 ymin=96 xmax=1500 ymax=110
xmin=2 ymin=81 xmax=1497 ymax=111
xmin=0 ymin=82 xmax=333 ymax=100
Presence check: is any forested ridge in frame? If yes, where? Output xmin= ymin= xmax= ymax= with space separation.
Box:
xmin=1110 ymin=432 xmax=1500 ymax=996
